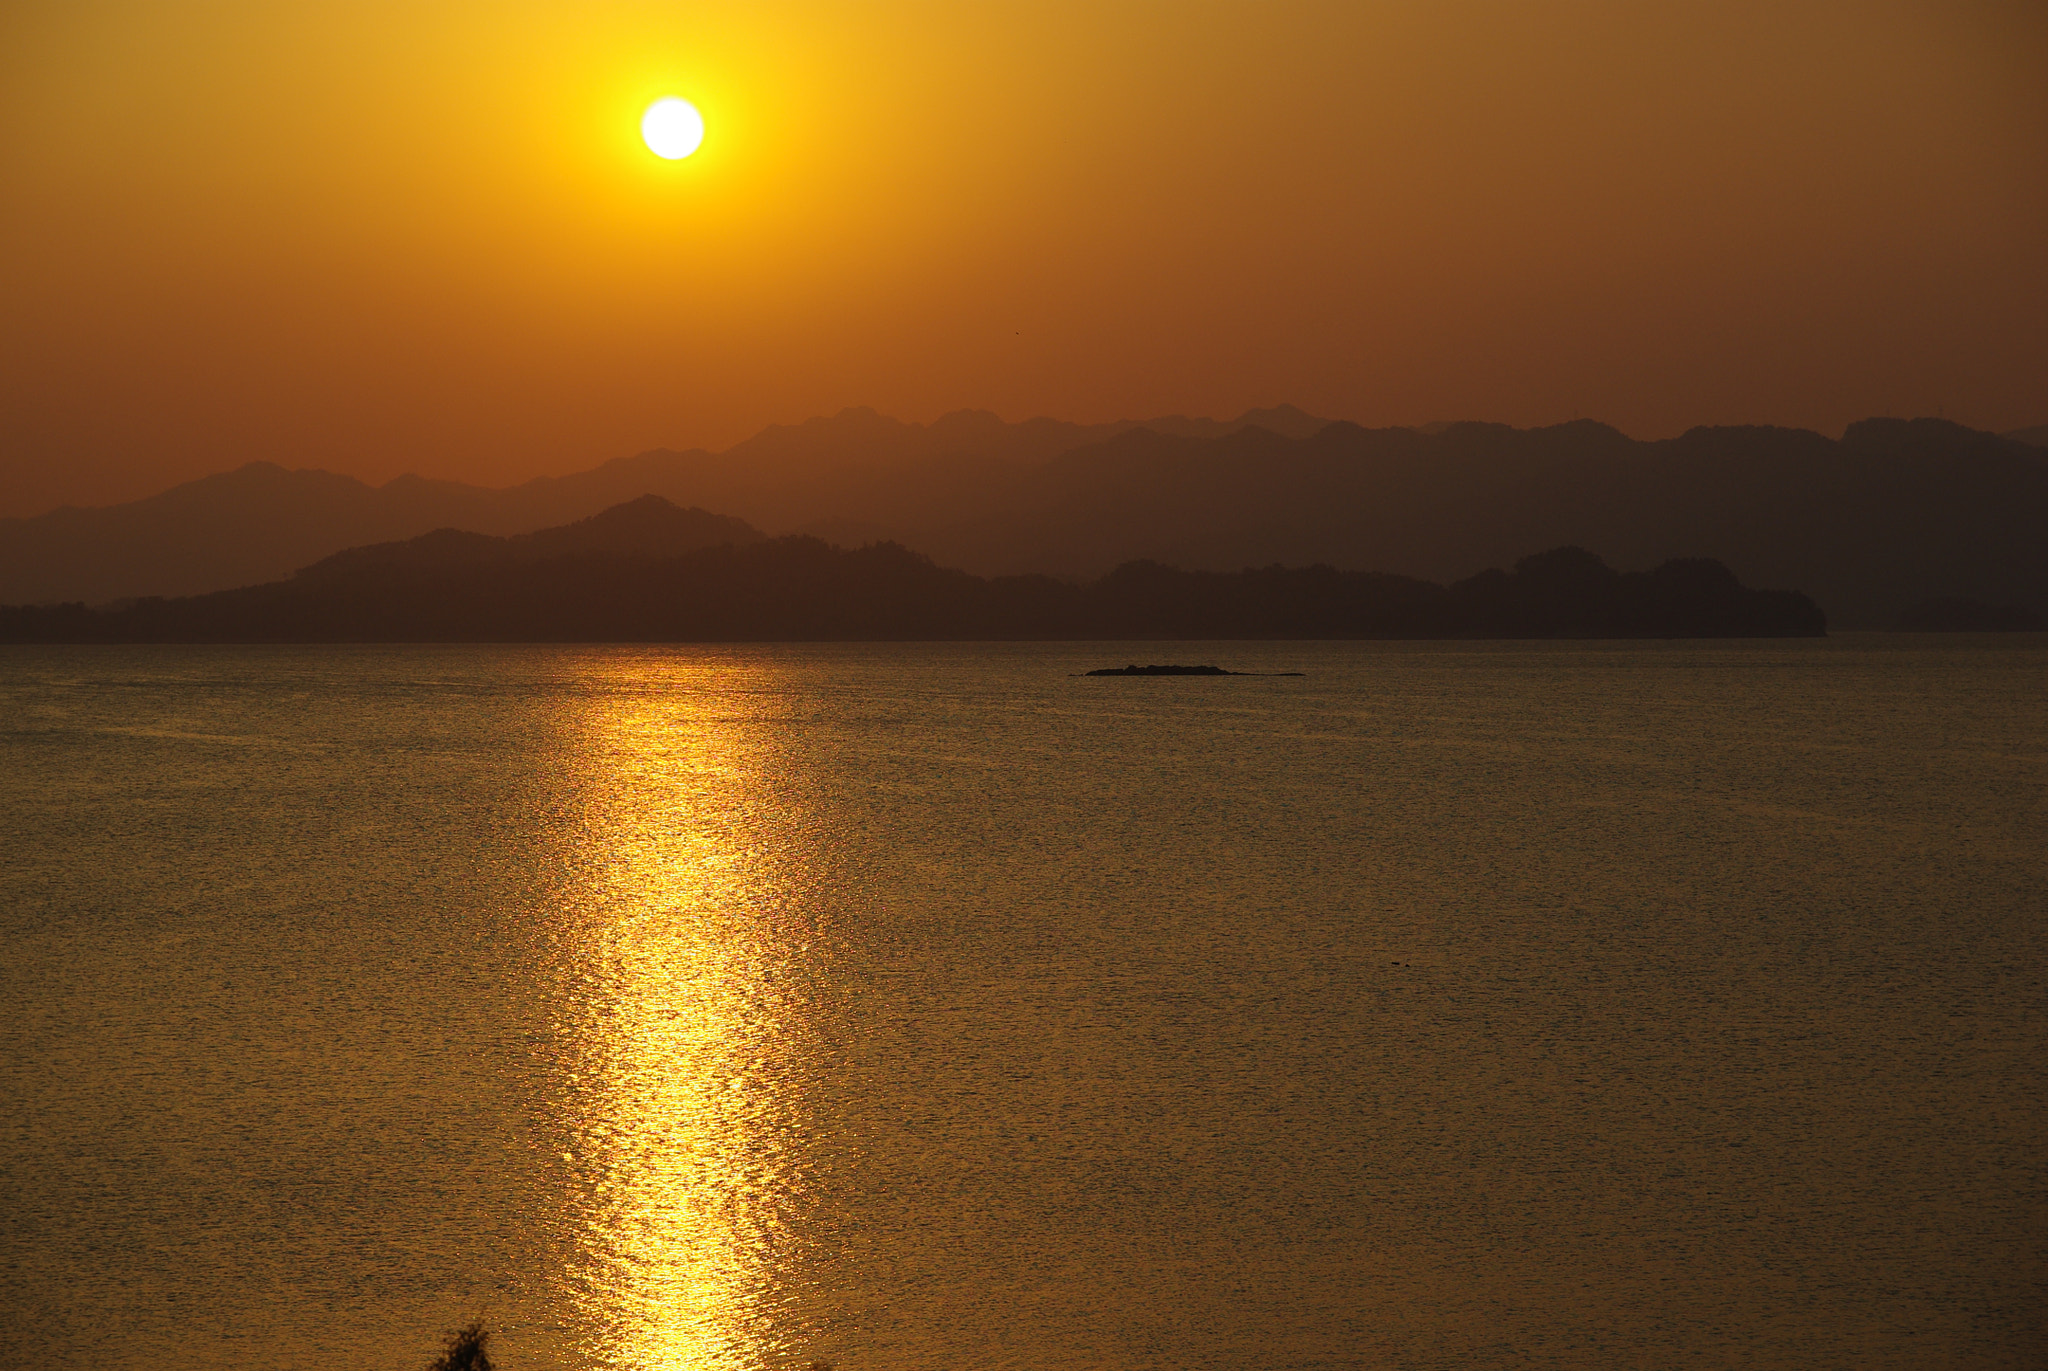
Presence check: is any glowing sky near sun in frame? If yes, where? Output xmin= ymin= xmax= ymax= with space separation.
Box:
xmin=0 ymin=0 xmax=2043 ymax=513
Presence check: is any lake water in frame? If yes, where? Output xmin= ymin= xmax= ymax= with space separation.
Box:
xmin=2 ymin=639 xmax=2044 ymax=1370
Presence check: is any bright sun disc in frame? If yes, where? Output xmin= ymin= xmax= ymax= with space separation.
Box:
xmin=641 ymin=98 xmax=705 ymax=159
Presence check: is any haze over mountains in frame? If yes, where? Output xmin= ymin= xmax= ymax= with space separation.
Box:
xmin=4 ymin=408 xmax=2044 ymax=627
xmin=1 ymin=496 xmax=1825 ymax=643
xmin=0 ymin=406 xmax=1326 ymax=606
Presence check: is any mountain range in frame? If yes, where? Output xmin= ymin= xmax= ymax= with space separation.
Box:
xmin=0 ymin=406 xmax=1326 ymax=607
xmin=3 ymin=408 xmax=2044 ymax=626
xmin=0 ymin=496 xmax=1824 ymax=643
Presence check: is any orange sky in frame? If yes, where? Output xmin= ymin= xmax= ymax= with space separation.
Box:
xmin=3 ymin=0 xmax=2044 ymax=516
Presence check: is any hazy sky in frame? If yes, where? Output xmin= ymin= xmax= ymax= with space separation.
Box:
xmin=3 ymin=0 xmax=2044 ymax=515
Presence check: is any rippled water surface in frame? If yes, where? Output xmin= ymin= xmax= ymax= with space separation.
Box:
xmin=3 ymin=640 xmax=2045 ymax=1370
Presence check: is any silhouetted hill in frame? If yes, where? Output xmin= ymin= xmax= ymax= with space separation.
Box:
xmin=6 ymin=409 xmax=2039 ymax=625
xmin=0 ymin=462 xmax=480 ymax=607
xmin=293 ymin=497 xmax=763 ymax=582
xmin=0 ymin=406 xmax=1329 ymax=604
xmin=1 ymin=505 xmax=1822 ymax=642
xmin=2004 ymin=424 xmax=2048 ymax=448
xmin=905 ymin=416 xmax=2048 ymax=625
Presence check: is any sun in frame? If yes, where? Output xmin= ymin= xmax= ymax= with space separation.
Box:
xmin=641 ymin=97 xmax=705 ymax=160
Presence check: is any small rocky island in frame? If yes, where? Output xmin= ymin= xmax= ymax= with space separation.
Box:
xmin=1084 ymin=664 xmax=1304 ymax=676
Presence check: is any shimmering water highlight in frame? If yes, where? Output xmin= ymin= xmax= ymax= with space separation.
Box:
xmin=2 ymin=640 xmax=2043 ymax=1369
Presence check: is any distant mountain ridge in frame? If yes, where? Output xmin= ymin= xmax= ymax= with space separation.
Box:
xmin=1 ymin=498 xmax=1824 ymax=643
xmin=905 ymin=416 xmax=2048 ymax=625
xmin=0 ymin=405 xmax=1329 ymax=605
xmin=4 ymin=409 xmax=2045 ymax=626
xmin=293 ymin=496 xmax=764 ymax=583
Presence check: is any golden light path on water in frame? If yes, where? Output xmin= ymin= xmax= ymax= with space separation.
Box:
xmin=540 ymin=658 xmax=819 ymax=1370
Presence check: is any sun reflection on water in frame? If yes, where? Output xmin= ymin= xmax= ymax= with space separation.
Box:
xmin=542 ymin=662 xmax=817 ymax=1370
